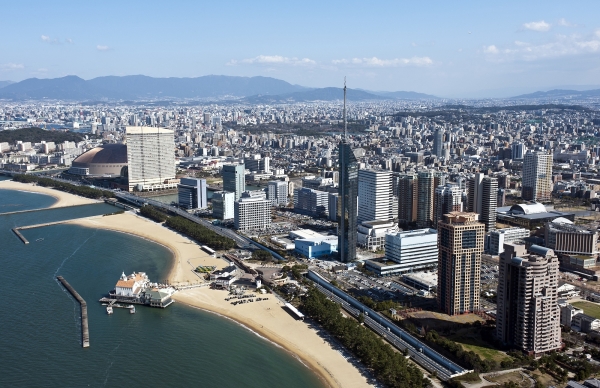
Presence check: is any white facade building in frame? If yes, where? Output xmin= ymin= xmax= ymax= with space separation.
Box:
xmin=384 ymin=228 xmax=438 ymax=272
xmin=126 ymin=126 xmax=176 ymax=192
xmin=267 ymin=180 xmax=288 ymax=206
xmin=522 ymin=150 xmax=553 ymax=202
xmin=234 ymin=197 xmax=271 ymax=230
xmin=212 ymin=191 xmax=235 ymax=220
xmin=487 ymin=227 xmax=530 ymax=255
xmin=358 ymin=169 xmax=393 ymax=223
xmin=357 ymin=220 xmax=399 ymax=251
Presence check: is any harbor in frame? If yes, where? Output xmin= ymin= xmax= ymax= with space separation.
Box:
xmin=98 ymin=272 xmax=177 ymax=308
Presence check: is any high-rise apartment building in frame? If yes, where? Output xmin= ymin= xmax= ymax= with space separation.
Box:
xmin=522 ymin=151 xmax=553 ymax=202
xmin=496 ymin=244 xmax=561 ymax=356
xmin=398 ymin=173 xmax=418 ymax=225
xmin=234 ymin=197 xmax=271 ymax=230
xmin=433 ymin=184 xmax=462 ymax=228
xmin=437 ymin=212 xmax=484 ymax=315
xmin=467 ymin=173 xmax=498 ymax=231
xmin=126 ymin=126 xmax=176 ymax=192
xmin=358 ymin=169 xmax=393 ymax=223
xmin=267 ymin=180 xmax=288 ymax=206
xmin=416 ymin=170 xmax=435 ymax=228
xmin=337 ymin=83 xmax=359 ymax=263
xmin=222 ymin=164 xmax=246 ymax=200
xmin=511 ymin=142 xmax=525 ymax=160
xmin=212 ymin=191 xmax=235 ymax=220
xmin=178 ymin=178 xmax=207 ymax=209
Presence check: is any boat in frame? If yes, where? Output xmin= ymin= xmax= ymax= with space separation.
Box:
xmin=106 ymin=306 xmax=113 ymax=315
xmin=130 ymin=306 xmax=136 ymax=314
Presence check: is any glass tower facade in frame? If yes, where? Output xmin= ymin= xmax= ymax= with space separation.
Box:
xmin=338 ymin=141 xmax=358 ymax=262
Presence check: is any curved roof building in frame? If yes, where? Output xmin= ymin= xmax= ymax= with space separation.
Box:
xmin=69 ymin=143 xmax=127 ymax=177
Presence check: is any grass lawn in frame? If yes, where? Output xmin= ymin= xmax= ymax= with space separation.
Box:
xmin=449 ymin=332 xmax=508 ymax=363
xmin=486 ymin=371 xmax=529 ymax=387
xmin=572 ymin=301 xmax=600 ymax=319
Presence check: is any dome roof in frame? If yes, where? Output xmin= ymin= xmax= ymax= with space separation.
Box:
xmin=509 ymin=203 xmax=547 ymax=215
xmin=73 ymin=143 xmax=127 ymax=165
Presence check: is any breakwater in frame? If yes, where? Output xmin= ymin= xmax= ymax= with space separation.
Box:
xmin=57 ymin=276 xmax=90 ymax=348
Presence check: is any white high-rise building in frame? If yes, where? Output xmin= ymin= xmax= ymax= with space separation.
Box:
xmin=234 ymin=197 xmax=271 ymax=231
xmin=267 ymin=181 xmax=288 ymax=206
xmin=126 ymin=126 xmax=176 ymax=191
xmin=212 ymin=191 xmax=235 ymax=220
xmin=522 ymin=150 xmax=553 ymax=202
xmin=358 ymin=169 xmax=393 ymax=223
xmin=433 ymin=184 xmax=462 ymax=228
xmin=384 ymin=228 xmax=438 ymax=272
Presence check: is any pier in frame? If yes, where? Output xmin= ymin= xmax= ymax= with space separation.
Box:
xmin=56 ymin=276 xmax=90 ymax=348
xmin=11 ymin=228 xmax=29 ymax=244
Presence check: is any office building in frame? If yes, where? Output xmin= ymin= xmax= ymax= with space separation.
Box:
xmin=467 ymin=173 xmax=498 ymax=231
xmin=212 ymin=191 xmax=235 ymax=220
xmin=338 ymin=141 xmax=359 ymax=262
xmin=496 ymin=244 xmax=561 ymax=356
xmin=511 ymin=142 xmax=525 ymax=160
xmin=522 ymin=150 xmax=553 ymax=202
xmin=222 ymin=164 xmax=246 ymax=200
xmin=433 ymin=184 xmax=462 ymax=228
xmin=328 ymin=193 xmax=339 ymax=222
xmin=267 ymin=181 xmax=288 ymax=206
xmin=244 ymin=154 xmax=270 ymax=173
xmin=178 ymin=178 xmax=207 ymax=209
xmin=358 ymin=169 xmax=393 ymax=223
xmin=433 ymin=128 xmax=443 ymax=158
xmin=294 ymin=187 xmax=329 ymax=217
xmin=126 ymin=126 xmax=176 ymax=192
xmin=398 ymin=173 xmax=418 ymax=225
xmin=234 ymin=197 xmax=271 ymax=231
xmin=416 ymin=170 xmax=435 ymax=228
xmin=385 ymin=228 xmax=438 ymax=272
xmin=487 ymin=227 xmax=530 ymax=255
xmin=437 ymin=212 xmax=484 ymax=316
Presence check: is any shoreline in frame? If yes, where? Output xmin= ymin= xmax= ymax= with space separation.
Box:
xmin=0 ymin=182 xmax=372 ymax=388
xmin=0 ymin=180 xmax=101 ymax=209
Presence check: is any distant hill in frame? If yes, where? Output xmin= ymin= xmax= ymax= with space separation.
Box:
xmin=0 ymin=81 xmax=14 ymax=89
xmin=365 ymin=90 xmax=438 ymax=99
xmin=0 ymin=127 xmax=86 ymax=145
xmin=512 ymin=89 xmax=600 ymax=99
xmin=244 ymin=87 xmax=388 ymax=103
xmin=0 ymin=75 xmax=307 ymax=101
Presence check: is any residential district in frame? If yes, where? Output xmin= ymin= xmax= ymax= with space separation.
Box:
xmin=5 ymin=97 xmax=600 ymax=388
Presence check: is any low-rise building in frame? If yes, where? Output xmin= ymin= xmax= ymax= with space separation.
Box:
xmin=357 ymin=220 xmax=399 ymax=251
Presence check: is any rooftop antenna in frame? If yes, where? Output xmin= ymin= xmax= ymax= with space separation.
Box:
xmin=343 ymin=77 xmax=347 ymax=141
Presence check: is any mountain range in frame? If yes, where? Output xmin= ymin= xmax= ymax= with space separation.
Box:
xmin=0 ymin=75 xmax=437 ymax=102
xmin=512 ymin=89 xmax=600 ymax=99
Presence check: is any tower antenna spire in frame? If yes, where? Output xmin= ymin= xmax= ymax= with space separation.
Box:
xmin=343 ymin=77 xmax=347 ymax=141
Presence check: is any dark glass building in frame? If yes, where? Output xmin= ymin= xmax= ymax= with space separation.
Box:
xmin=338 ymin=141 xmax=359 ymax=262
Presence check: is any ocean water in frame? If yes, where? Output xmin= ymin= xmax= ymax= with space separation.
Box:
xmin=0 ymin=184 xmax=325 ymax=388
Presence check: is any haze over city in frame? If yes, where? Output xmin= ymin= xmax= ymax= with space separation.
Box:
xmin=1 ymin=0 xmax=600 ymax=97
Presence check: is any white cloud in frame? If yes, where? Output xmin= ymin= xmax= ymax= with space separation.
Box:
xmin=1 ymin=63 xmax=25 ymax=71
xmin=228 ymin=55 xmax=316 ymax=66
xmin=65 ymin=38 xmax=73 ymax=44
xmin=483 ymin=45 xmax=499 ymax=54
xmin=558 ymin=18 xmax=577 ymax=27
xmin=331 ymin=56 xmax=433 ymax=67
xmin=484 ymin=31 xmax=600 ymax=61
xmin=41 ymin=34 xmax=60 ymax=44
xmin=523 ymin=20 xmax=551 ymax=32
xmin=96 ymin=45 xmax=110 ymax=51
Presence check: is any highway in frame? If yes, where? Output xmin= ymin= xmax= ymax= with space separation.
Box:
xmin=307 ymin=270 xmax=472 ymax=381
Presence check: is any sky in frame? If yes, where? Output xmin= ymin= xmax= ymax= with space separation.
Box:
xmin=1 ymin=0 xmax=600 ymax=98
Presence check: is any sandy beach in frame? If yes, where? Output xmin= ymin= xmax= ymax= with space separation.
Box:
xmin=1 ymin=181 xmax=372 ymax=387
xmin=0 ymin=180 xmax=101 ymax=208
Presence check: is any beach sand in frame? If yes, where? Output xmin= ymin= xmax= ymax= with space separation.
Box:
xmin=0 ymin=180 xmax=100 ymax=208
xmin=1 ymin=181 xmax=372 ymax=387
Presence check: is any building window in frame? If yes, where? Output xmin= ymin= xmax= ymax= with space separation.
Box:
xmin=462 ymin=230 xmax=477 ymax=249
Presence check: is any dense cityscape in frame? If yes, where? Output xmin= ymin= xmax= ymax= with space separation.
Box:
xmin=3 ymin=91 xmax=600 ymax=387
